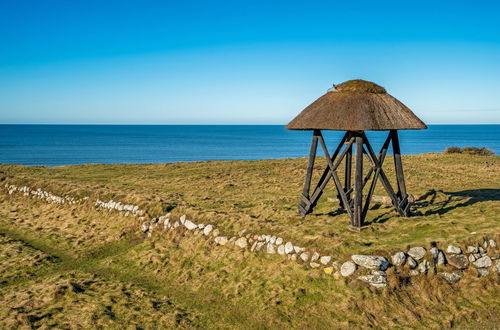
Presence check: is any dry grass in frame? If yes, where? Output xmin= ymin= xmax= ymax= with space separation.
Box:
xmin=0 ymin=153 xmax=499 ymax=328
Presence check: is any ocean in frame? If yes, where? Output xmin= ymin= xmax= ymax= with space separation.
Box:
xmin=0 ymin=125 xmax=498 ymax=166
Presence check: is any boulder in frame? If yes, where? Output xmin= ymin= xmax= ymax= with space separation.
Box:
xmin=203 ymin=225 xmax=213 ymax=236
xmin=340 ymin=261 xmax=357 ymax=277
xmin=446 ymin=245 xmax=462 ymax=254
xmin=320 ymin=256 xmax=331 ymax=265
xmin=358 ymin=274 xmax=387 ymax=288
xmin=407 ymin=256 xmax=417 ymax=269
xmin=447 ymin=254 xmax=469 ymax=269
xmin=477 ymin=268 xmax=489 ymax=277
xmin=214 ymin=236 xmax=228 ymax=246
xmin=266 ymin=243 xmax=276 ymax=254
xmin=284 ymin=242 xmax=294 ymax=254
xmin=418 ymin=260 xmax=430 ymax=273
xmin=235 ymin=237 xmax=248 ymax=249
xmin=184 ymin=220 xmax=197 ymax=230
xmin=407 ymin=247 xmax=426 ymax=260
xmin=351 ymin=255 xmax=389 ymax=270
xmin=473 ymin=256 xmax=492 ymax=268
xmin=438 ymin=271 xmax=462 ymax=284
xmin=391 ymin=252 xmax=406 ymax=266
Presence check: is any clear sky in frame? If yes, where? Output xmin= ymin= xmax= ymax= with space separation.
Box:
xmin=1 ymin=0 xmax=499 ymax=124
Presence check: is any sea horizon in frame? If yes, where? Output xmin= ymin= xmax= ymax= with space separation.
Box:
xmin=1 ymin=124 xmax=498 ymax=166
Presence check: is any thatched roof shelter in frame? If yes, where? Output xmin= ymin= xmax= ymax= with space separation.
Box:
xmin=286 ymin=79 xmax=427 ymax=131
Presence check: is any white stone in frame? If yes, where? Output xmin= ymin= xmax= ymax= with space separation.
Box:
xmin=340 ymin=261 xmax=356 ymax=277
xmin=284 ymin=242 xmax=294 ymax=254
xmin=299 ymin=252 xmax=309 ymax=262
xmin=391 ymin=252 xmax=406 ymax=266
xmin=180 ymin=215 xmax=186 ymax=225
xmin=311 ymin=252 xmax=320 ymax=262
xmin=351 ymin=255 xmax=389 ymax=270
xmin=446 ymin=245 xmax=462 ymax=254
xmin=214 ymin=236 xmax=228 ymax=246
xmin=489 ymin=239 xmax=497 ymax=248
xmin=467 ymin=246 xmax=478 ymax=253
xmin=197 ymin=224 xmax=205 ymax=229
xmin=310 ymin=262 xmax=321 ymax=268
xmin=275 ymin=237 xmax=283 ymax=245
xmin=438 ymin=271 xmax=462 ymax=284
xmin=293 ymin=246 xmax=304 ymax=253
xmin=250 ymin=241 xmax=258 ymax=252
xmin=184 ymin=220 xmax=197 ymax=230
xmin=409 ymin=269 xmax=419 ymax=276
xmin=266 ymin=243 xmax=276 ymax=254
xmin=255 ymin=242 xmax=265 ymax=252
xmin=407 ymin=247 xmax=426 ymax=260
xmin=320 ymin=256 xmax=331 ymax=265
xmin=418 ymin=260 xmax=430 ymax=273
xmin=358 ymin=274 xmax=387 ymax=288
xmin=235 ymin=237 xmax=248 ymax=249
xmin=436 ymin=251 xmax=446 ymax=265
xmin=468 ymin=254 xmax=476 ymax=262
xmin=495 ymin=260 xmax=500 ymax=273
xmin=203 ymin=225 xmax=213 ymax=236
xmin=140 ymin=222 xmax=150 ymax=233
xmin=477 ymin=268 xmax=489 ymax=277
xmin=270 ymin=236 xmax=277 ymax=244
xmin=473 ymin=256 xmax=492 ymax=268
xmin=212 ymin=229 xmax=220 ymax=237
xmin=277 ymin=245 xmax=285 ymax=255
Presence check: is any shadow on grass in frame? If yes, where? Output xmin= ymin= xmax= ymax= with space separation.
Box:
xmin=413 ymin=188 xmax=500 ymax=216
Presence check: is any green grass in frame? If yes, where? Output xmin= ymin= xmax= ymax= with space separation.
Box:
xmin=0 ymin=153 xmax=499 ymax=328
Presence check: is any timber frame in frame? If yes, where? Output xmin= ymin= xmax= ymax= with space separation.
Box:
xmin=298 ymin=129 xmax=411 ymax=228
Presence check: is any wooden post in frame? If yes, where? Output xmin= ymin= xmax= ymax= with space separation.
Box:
xmin=302 ymin=130 xmax=319 ymax=198
xmin=342 ymin=141 xmax=352 ymax=209
xmin=391 ymin=130 xmax=410 ymax=216
xmin=353 ymin=133 xmax=364 ymax=227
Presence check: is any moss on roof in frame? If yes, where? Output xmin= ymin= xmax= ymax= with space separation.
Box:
xmin=335 ymin=79 xmax=386 ymax=94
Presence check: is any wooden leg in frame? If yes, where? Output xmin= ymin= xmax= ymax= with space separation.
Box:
xmin=391 ymin=130 xmax=410 ymax=216
xmin=353 ymin=134 xmax=364 ymax=227
xmin=340 ymin=143 xmax=352 ymax=209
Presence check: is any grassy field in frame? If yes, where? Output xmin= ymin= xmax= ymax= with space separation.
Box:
xmin=0 ymin=153 xmax=499 ymax=328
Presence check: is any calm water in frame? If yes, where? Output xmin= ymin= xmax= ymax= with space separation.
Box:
xmin=0 ymin=125 xmax=498 ymax=166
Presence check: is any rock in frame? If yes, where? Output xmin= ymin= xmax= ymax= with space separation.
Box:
xmin=212 ymin=229 xmax=220 ymax=237
xmin=477 ymin=268 xmax=489 ymax=277
xmin=294 ymin=246 xmax=304 ymax=253
xmin=266 ymin=243 xmax=276 ymax=254
xmin=351 ymin=255 xmax=389 ymax=270
xmin=214 ymin=236 xmax=228 ymax=246
xmin=436 ymin=251 xmax=446 ymax=265
xmin=446 ymin=245 xmax=462 ymax=254
xmin=409 ymin=269 xmax=419 ymax=276
xmin=418 ymin=260 xmax=430 ymax=273
xmin=320 ymin=256 xmax=331 ymax=265
xmin=489 ymin=239 xmax=497 ymax=248
xmin=438 ymin=271 xmax=462 ymax=284
xmin=468 ymin=254 xmax=476 ymax=262
xmin=277 ymin=245 xmax=285 ymax=255
xmin=250 ymin=241 xmax=258 ymax=252
xmin=332 ymin=261 xmax=340 ymax=270
xmin=270 ymin=236 xmax=277 ymax=244
xmin=483 ymin=240 xmax=488 ymax=249
xmin=140 ymin=221 xmax=150 ymax=233
xmin=392 ymin=252 xmax=406 ymax=266
xmin=358 ymin=275 xmax=387 ymax=288
xmin=300 ymin=252 xmax=309 ymax=262
xmin=467 ymin=246 xmax=478 ymax=254
xmin=203 ymin=225 xmax=213 ymax=236
xmin=184 ymin=220 xmax=197 ymax=230
xmin=310 ymin=262 xmax=320 ymax=268
xmin=407 ymin=247 xmax=426 ymax=260
xmin=478 ymin=246 xmax=485 ymax=254
xmin=371 ymin=270 xmax=387 ymax=276
xmin=324 ymin=267 xmax=334 ymax=275
xmin=473 ymin=256 xmax=492 ymax=268
xmin=284 ymin=242 xmax=294 ymax=254
xmin=495 ymin=260 xmax=500 ymax=272
xmin=173 ymin=221 xmax=180 ymax=229
xmin=198 ymin=224 xmax=205 ymax=229
xmin=407 ymin=256 xmax=417 ymax=269
xmin=311 ymin=252 xmax=320 ymax=262
xmin=290 ymin=254 xmax=297 ymax=261
xmin=180 ymin=215 xmax=186 ymax=225
xmin=255 ymin=242 xmax=265 ymax=252
xmin=340 ymin=261 xmax=357 ymax=277
xmin=275 ymin=237 xmax=283 ymax=245
xmin=447 ymin=254 xmax=469 ymax=269
xmin=235 ymin=237 xmax=248 ymax=249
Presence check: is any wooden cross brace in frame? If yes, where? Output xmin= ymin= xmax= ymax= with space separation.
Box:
xmin=298 ymin=129 xmax=411 ymax=228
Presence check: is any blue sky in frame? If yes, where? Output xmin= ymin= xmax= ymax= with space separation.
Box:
xmin=1 ymin=0 xmax=499 ymax=124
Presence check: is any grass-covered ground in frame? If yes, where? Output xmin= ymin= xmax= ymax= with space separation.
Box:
xmin=0 ymin=153 xmax=499 ymax=328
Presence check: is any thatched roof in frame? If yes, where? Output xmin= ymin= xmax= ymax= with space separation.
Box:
xmin=286 ymin=79 xmax=427 ymax=131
